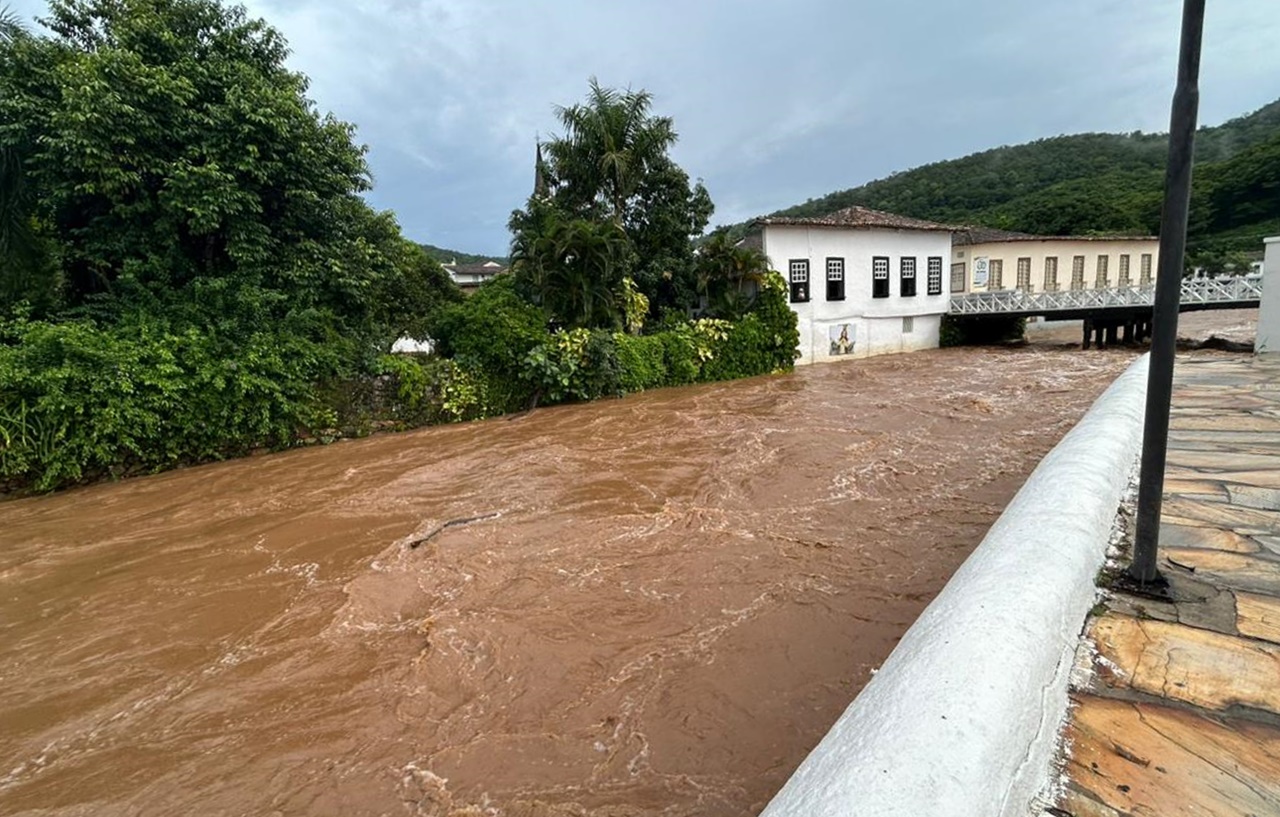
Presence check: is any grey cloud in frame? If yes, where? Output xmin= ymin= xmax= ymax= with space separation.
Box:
xmin=6 ymin=0 xmax=1279 ymax=254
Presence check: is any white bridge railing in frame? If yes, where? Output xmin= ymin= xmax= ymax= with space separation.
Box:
xmin=948 ymin=276 xmax=1262 ymax=316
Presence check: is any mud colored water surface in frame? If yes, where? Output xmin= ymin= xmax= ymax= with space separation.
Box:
xmin=1 ymin=346 xmax=1135 ymax=816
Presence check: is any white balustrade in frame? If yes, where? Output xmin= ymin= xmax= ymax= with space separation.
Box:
xmin=948 ymin=276 xmax=1262 ymax=316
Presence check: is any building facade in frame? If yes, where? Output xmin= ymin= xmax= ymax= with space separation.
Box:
xmin=951 ymin=228 xmax=1160 ymax=295
xmin=752 ymin=207 xmax=955 ymax=365
xmin=443 ymin=260 xmax=507 ymax=292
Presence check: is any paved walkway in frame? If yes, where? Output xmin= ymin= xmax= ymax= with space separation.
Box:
xmin=1056 ymin=354 xmax=1280 ymax=817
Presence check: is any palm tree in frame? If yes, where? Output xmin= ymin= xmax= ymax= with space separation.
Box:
xmin=547 ymin=78 xmax=677 ymax=225
xmin=695 ymin=233 xmax=768 ymax=319
xmin=0 ymin=4 xmax=25 ymax=43
xmin=511 ymin=205 xmax=629 ymax=329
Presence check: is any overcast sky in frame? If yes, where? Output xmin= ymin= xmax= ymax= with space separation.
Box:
xmin=9 ymin=0 xmax=1280 ymax=255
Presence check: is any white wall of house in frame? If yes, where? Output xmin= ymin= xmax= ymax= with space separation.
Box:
xmin=762 ymin=225 xmax=953 ymax=365
xmin=952 ymin=238 xmax=1160 ymax=294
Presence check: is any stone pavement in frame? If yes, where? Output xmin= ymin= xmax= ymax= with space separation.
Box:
xmin=1055 ymin=354 xmax=1280 ymax=817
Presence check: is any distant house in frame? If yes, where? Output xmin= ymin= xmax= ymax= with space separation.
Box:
xmin=749 ymin=206 xmax=957 ymax=365
xmin=951 ymin=227 xmax=1160 ymax=294
xmin=443 ymin=260 xmax=507 ymax=292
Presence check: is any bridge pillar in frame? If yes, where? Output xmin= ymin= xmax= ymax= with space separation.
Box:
xmin=1082 ymin=318 xmax=1092 ymax=350
xmin=1105 ymin=322 xmax=1119 ymax=346
xmin=1122 ymin=320 xmax=1133 ymax=345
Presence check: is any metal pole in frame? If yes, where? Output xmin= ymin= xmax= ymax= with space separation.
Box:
xmin=1130 ymin=0 xmax=1206 ymax=585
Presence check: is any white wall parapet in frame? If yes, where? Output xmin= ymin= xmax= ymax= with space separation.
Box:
xmin=759 ymin=354 xmax=1150 ymax=817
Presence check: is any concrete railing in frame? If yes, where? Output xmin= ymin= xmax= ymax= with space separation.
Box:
xmin=759 ymin=354 xmax=1150 ymax=817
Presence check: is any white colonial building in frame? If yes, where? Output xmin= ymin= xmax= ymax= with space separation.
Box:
xmin=951 ymin=227 xmax=1160 ymax=294
xmin=749 ymin=206 xmax=956 ymax=365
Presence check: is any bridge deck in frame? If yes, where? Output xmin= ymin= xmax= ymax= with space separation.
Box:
xmin=948 ymin=276 xmax=1261 ymax=320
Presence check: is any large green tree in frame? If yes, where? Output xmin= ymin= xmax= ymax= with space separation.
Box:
xmin=0 ymin=0 xmax=445 ymax=339
xmin=510 ymin=79 xmax=713 ymax=324
xmin=0 ymin=4 xmax=60 ymax=313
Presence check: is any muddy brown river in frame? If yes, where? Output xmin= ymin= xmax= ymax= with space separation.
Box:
xmin=0 ymin=345 xmax=1138 ymax=816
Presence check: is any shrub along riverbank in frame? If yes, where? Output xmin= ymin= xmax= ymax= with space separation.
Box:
xmin=0 ymin=273 xmax=798 ymax=495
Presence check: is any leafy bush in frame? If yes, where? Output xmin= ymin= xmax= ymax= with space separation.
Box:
xmin=524 ymin=328 xmax=623 ymax=404
xmin=0 ymin=316 xmax=335 ymax=491
xmin=613 ymin=332 xmax=668 ymax=391
xmin=658 ymin=330 xmax=701 ymax=385
xmin=428 ymin=276 xmax=548 ymax=410
xmin=751 ymin=270 xmax=801 ymax=370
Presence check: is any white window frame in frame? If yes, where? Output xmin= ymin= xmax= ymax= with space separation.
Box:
xmin=927 ymin=257 xmax=943 ymax=295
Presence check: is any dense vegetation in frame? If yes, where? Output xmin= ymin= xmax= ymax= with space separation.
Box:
xmin=717 ymin=99 xmax=1280 ymax=274
xmin=421 ymin=79 xmax=798 ymax=418
xmin=0 ymin=5 xmax=796 ymax=493
xmin=508 ymin=80 xmax=717 ymax=320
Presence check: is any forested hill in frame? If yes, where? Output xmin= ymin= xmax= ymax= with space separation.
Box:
xmin=722 ymin=98 xmax=1280 ymax=267
xmin=417 ymin=243 xmax=506 ymax=266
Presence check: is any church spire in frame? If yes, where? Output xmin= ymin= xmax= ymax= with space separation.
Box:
xmin=533 ymin=139 xmax=549 ymax=199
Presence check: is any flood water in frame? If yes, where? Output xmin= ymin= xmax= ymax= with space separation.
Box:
xmin=1 ymin=345 xmax=1137 ymax=816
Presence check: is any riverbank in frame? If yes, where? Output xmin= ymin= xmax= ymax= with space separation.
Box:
xmin=0 ymin=344 xmax=1133 ymax=817
xmin=0 ymin=275 xmax=798 ymax=498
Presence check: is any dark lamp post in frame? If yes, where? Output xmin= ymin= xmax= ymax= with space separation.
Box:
xmin=1129 ymin=0 xmax=1206 ymax=586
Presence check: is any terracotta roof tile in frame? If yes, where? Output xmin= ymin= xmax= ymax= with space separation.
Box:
xmin=754 ymin=205 xmax=960 ymax=233
xmin=952 ymin=226 xmax=1159 ymax=246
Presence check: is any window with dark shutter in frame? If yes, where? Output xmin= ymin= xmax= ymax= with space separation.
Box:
xmin=900 ymin=257 xmax=917 ymax=297
xmin=826 ymin=258 xmax=845 ymax=301
xmin=872 ymin=256 xmax=890 ymax=298
xmin=788 ymin=259 xmax=810 ymax=303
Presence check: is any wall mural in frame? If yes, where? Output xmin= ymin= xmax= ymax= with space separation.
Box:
xmin=829 ymin=324 xmax=855 ymax=356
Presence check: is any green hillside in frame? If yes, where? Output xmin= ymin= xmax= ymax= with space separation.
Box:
xmin=721 ymin=98 xmax=1280 ymax=269
xmin=417 ymin=243 xmax=506 ymax=266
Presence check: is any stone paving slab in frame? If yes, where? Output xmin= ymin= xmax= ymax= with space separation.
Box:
xmin=1056 ymin=355 xmax=1280 ymax=817
xmin=1089 ymin=614 xmax=1280 ymax=717
xmin=1061 ymin=695 xmax=1280 ymax=817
